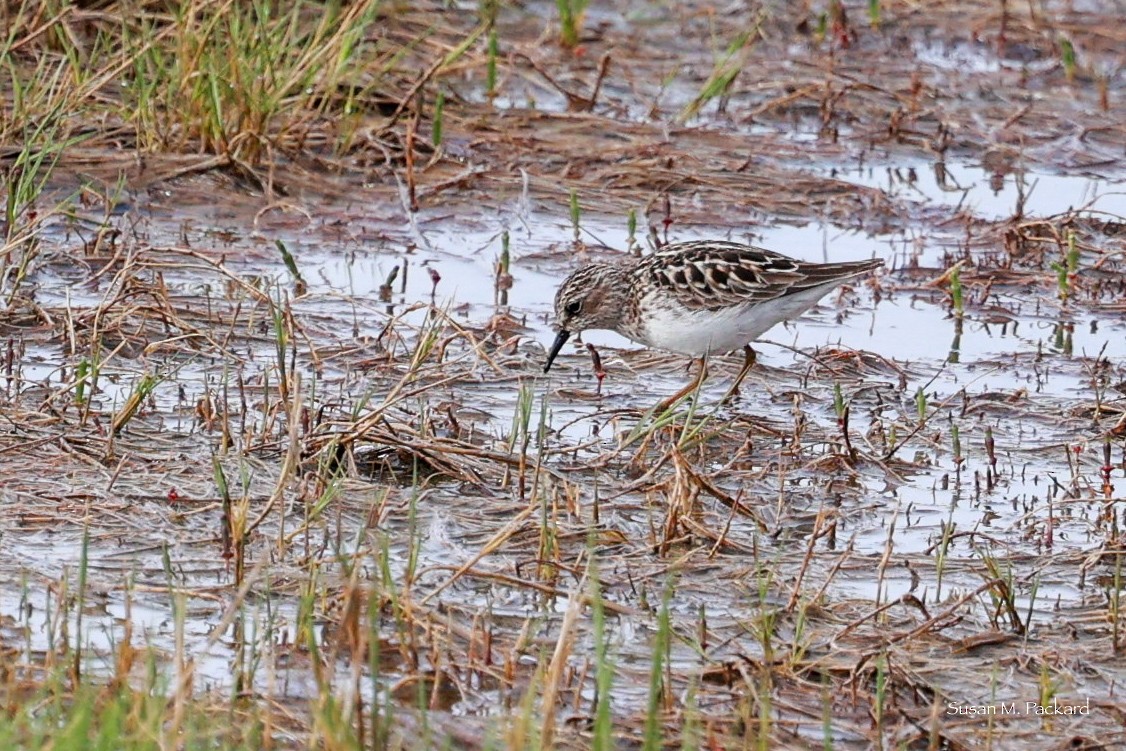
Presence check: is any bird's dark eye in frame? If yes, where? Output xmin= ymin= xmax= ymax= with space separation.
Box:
xmin=564 ymin=300 xmax=582 ymax=316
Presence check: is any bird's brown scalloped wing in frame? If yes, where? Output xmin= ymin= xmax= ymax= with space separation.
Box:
xmin=639 ymin=241 xmax=877 ymax=312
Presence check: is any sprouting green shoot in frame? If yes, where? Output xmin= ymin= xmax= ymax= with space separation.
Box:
xmin=936 ymin=510 xmax=955 ymax=596
xmin=271 ymin=292 xmax=289 ymax=392
xmin=915 ymin=387 xmax=927 ymax=423
xmin=486 ymin=28 xmax=499 ymax=98
xmin=874 ymin=652 xmax=887 ymax=731
xmin=1050 ymin=235 xmax=1076 ymax=302
xmin=74 ymin=358 xmax=91 ymax=404
xmin=815 ymin=12 xmax=829 ymax=40
xmin=680 ymin=25 xmax=756 ymax=122
xmin=864 ymin=0 xmax=882 ymax=28
xmin=1066 ymin=230 xmax=1079 ymax=275
xmin=432 ymin=90 xmax=445 ymax=146
xmin=111 ymin=373 xmax=162 ymax=434
xmin=274 ymin=239 xmax=306 ymax=293
xmin=212 ymin=455 xmax=230 ymax=502
xmin=556 ymin=0 xmax=590 ymax=49
xmin=508 ymin=379 xmax=535 ymax=452
xmin=832 ymin=382 xmax=845 ymax=419
xmin=569 ymin=187 xmax=581 ymax=242
xmin=1060 ymin=36 xmax=1076 ymax=81
xmin=1038 ymin=659 xmax=1059 ymax=708
xmin=627 ymin=207 xmax=637 ymax=246
xmin=950 ymin=264 xmax=963 ymax=317
xmin=867 ymin=0 xmax=881 ymax=28
xmin=1050 ymin=259 xmax=1069 ymax=300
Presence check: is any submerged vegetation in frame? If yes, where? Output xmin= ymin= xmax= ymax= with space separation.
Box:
xmin=1 ymin=1 xmax=1125 ymax=749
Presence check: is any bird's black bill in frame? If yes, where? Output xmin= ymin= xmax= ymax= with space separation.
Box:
xmin=543 ymin=330 xmax=571 ymax=373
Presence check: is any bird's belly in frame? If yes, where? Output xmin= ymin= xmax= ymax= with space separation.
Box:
xmin=634 ymin=306 xmax=768 ymax=355
xmin=635 ymin=286 xmax=837 ymax=355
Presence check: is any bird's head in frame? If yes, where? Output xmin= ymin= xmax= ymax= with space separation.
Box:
xmin=543 ymin=263 xmax=628 ymax=372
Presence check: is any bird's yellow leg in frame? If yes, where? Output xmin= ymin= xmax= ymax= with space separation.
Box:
xmin=654 ymin=356 xmax=708 ymax=413
xmin=722 ymin=345 xmax=757 ymax=402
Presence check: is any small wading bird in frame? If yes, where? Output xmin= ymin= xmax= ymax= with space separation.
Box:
xmin=543 ymin=240 xmax=883 ymax=404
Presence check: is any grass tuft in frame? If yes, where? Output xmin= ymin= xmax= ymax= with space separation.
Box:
xmin=555 ymin=0 xmax=590 ymax=48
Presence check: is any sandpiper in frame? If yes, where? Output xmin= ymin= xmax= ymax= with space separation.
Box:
xmin=543 ymin=240 xmax=882 ymax=400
